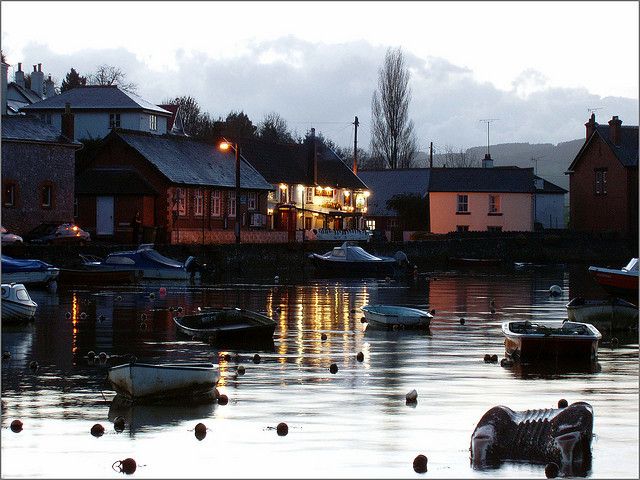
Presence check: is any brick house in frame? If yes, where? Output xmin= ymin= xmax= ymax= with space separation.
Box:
xmin=75 ymin=129 xmax=274 ymax=244
xmin=567 ymin=114 xmax=638 ymax=238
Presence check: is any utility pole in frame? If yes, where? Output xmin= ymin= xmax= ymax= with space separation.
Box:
xmin=429 ymin=142 xmax=433 ymax=168
xmin=479 ymin=119 xmax=499 ymax=157
xmin=353 ymin=116 xmax=359 ymax=174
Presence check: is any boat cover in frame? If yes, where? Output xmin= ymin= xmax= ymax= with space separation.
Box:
xmin=1 ymin=255 xmax=54 ymax=273
xmin=316 ymin=242 xmax=393 ymax=263
xmin=623 ymin=258 xmax=639 ymax=272
xmin=104 ymin=246 xmax=186 ymax=269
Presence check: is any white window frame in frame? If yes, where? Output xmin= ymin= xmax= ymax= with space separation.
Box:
xmin=109 ymin=113 xmax=121 ymax=129
xmin=595 ymin=169 xmax=608 ymax=195
xmin=457 ymin=194 xmax=468 ymax=213
xmin=306 ymin=187 xmax=314 ymax=204
xmin=211 ymin=190 xmax=221 ymax=217
xmin=228 ymin=192 xmax=236 ymax=217
xmin=366 ymin=219 xmax=376 ymax=230
xmin=149 ymin=114 xmax=157 ymax=131
xmin=194 ymin=188 xmax=204 ymax=216
xmin=247 ymin=192 xmax=257 ymax=210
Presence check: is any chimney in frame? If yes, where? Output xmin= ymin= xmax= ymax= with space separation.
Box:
xmin=585 ymin=113 xmax=597 ymax=140
xmin=482 ymin=153 xmax=494 ymax=168
xmin=31 ymin=63 xmax=44 ymax=98
xmin=44 ymin=74 xmax=55 ymax=98
xmin=61 ymin=102 xmax=75 ymax=141
xmin=15 ymin=62 xmax=24 ymax=88
xmin=608 ymin=115 xmax=622 ymax=145
xmin=1 ymin=61 xmax=8 ymax=115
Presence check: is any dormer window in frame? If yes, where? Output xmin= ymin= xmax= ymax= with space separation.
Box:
xmin=149 ymin=114 xmax=158 ymax=131
xmin=109 ymin=113 xmax=121 ymax=129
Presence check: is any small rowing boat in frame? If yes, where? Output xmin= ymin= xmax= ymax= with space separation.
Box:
xmin=361 ymin=304 xmax=432 ymax=330
xmin=566 ymin=297 xmax=638 ymax=332
xmin=174 ymin=308 xmax=276 ymax=344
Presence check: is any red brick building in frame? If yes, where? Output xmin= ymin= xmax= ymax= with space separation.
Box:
xmin=567 ymin=114 xmax=638 ymax=238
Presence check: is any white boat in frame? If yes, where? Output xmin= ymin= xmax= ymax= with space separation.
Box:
xmin=1 ymin=283 xmax=38 ymax=322
xmin=566 ymin=297 xmax=638 ymax=331
xmin=107 ymin=362 xmax=219 ymax=404
xmin=361 ymin=304 xmax=432 ymax=330
xmin=1 ymin=255 xmax=59 ymax=285
xmin=309 ymin=241 xmax=408 ymax=277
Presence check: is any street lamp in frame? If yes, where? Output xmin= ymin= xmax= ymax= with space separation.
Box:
xmin=218 ymin=139 xmax=241 ymax=245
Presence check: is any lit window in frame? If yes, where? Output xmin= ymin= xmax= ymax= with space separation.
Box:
xmin=306 ymin=187 xmax=314 ymax=203
xmin=3 ymin=183 xmax=16 ymax=207
xmin=279 ymin=185 xmax=288 ymax=203
xmin=489 ymin=195 xmax=500 ymax=213
xmin=109 ymin=113 xmax=121 ymax=129
xmin=41 ymin=185 xmax=52 ymax=208
xmin=228 ymin=192 xmax=236 ymax=217
xmin=211 ymin=190 xmax=221 ymax=216
xmin=457 ymin=194 xmax=468 ymax=213
xmin=248 ymin=192 xmax=257 ymax=210
xmin=595 ymin=169 xmax=608 ymax=195
xmin=366 ymin=219 xmax=376 ymax=230
xmin=194 ymin=189 xmax=203 ymax=216
xmin=149 ymin=114 xmax=157 ymax=131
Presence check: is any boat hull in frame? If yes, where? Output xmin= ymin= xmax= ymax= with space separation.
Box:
xmin=566 ymin=298 xmax=638 ymax=332
xmin=361 ymin=305 xmax=432 ymax=330
xmin=1 ymin=283 xmax=38 ymax=322
xmin=85 ymin=265 xmax=196 ymax=281
xmin=1 ymin=269 xmax=59 ymax=285
xmin=107 ymin=363 xmax=219 ymax=404
xmin=174 ymin=309 xmax=276 ymax=345
xmin=310 ymin=257 xmax=396 ymax=277
xmin=588 ymin=266 xmax=638 ymax=296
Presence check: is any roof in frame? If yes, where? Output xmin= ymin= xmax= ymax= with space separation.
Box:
xmin=534 ymin=175 xmax=567 ymax=194
xmin=75 ymin=168 xmax=157 ymax=195
xmin=8 ymin=82 xmax=43 ymax=104
xmin=158 ymin=104 xmax=179 ymax=130
xmin=20 ymin=85 xmax=171 ymax=115
xmin=1 ymin=114 xmax=81 ymax=146
xmin=239 ymin=139 xmax=367 ymax=190
xmin=111 ymin=130 xmax=273 ymax=190
xmin=357 ymin=169 xmax=430 ymax=216
xmin=428 ymin=167 xmax=535 ymax=193
xmin=568 ymin=123 xmax=638 ymax=171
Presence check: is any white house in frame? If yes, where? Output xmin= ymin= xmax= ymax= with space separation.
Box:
xmin=533 ymin=175 xmax=567 ymax=229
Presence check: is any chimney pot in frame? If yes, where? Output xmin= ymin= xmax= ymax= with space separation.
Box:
xmin=61 ymin=103 xmax=75 ymax=141
xmin=33 ymin=65 xmax=37 ymax=72
xmin=38 ymin=63 xmax=42 ymax=72
xmin=585 ymin=113 xmax=597 ymax=140
xmin=18 ymin=62 xmax=22 ymax=71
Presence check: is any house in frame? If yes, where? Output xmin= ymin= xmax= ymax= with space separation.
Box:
xmin=1 ymin=110 xmax=82 ymax=235
xmin=533 ymin=175 xmax=567 ymax=229
xmin=75 ymin=129 xmax=274 ymax=244
xmin=20 ymin=85 xmax=173 ymax=141
xmin=566 ymin=114 xmax=638 ymax=238
xmin=238 ymin=132 xmax=369 ymax=240
xmin=4 ymin=62 xmax=56 ymax=114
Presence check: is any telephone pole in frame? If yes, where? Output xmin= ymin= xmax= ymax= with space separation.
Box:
xmin=353 ymin=116 xmax=359 ymax=174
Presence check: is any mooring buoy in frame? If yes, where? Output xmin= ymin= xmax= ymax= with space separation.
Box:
xmin=557 ymin=399 xmax=568 ymax=408
xmin=356 ymin=352 xmax=364 ymax=362
xmin=91 ymin=423 xmax=105 ymax=437
xmin=329 ymin=363 xmax=338 ymax=374
xmin=413 ymin=454 xmax=428 ymax=473
xmin=112 ymin=458 xmax=137 ymax=475
xmin=253 ymin=354 xmax=261 ymax=364
xmin=237 ymin=365 xmax=246 ymax=375
xmin=194 ymin=422 xmax=207 ymax=440
xmin=276 ymin=422 xmax=288 ymax=436
xmin=545 ymin=462 xmax=559 ymax=478
xmin=114 ymin=416 xmax=125 ymax=432
xmin=218 ymin=394 xmax=229 ymax=405
xmin=10 ymin=419 xmax=23 ymax=433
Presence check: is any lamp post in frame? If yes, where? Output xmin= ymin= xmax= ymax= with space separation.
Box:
xmin=218 ymin=139 xmax=241 ymax=245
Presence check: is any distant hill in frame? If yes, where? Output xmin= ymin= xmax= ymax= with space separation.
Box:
xmin=414 ymin=139 xmax=585 ymax=191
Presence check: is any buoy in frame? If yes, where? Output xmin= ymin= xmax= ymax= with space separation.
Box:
xmin=490 ymin=298 xmax=496 ymax=307
xmin=413 ymin=454 xmax=428 ymax=473
xmin=169 ymin=306 xmax=174 ymax=312
xmin=29 ymin=360 xmax=39 ymax=371
xmin=611 ymin=337 xmax=619 ymax=348
xmin=177 ymin=306 xmax=183 ymax=313
xmin=217 ymin=394 xmax=229 ymax=405
xmin=112 ymin=458 xmax=137 ymax=475
xmin=159 ymin=287 xmax=167 ymax=296
xmin=194 ymin=422 xmax=207 ymax=440
xmin=253 ymin=354 xmax=261 ymax=364
xmin=329 ymin=363 xmax=338 ymax=374
xmin=80 ymin=312 xmax=87 ymax=320
xmin=356 ymin=352 xmax=364 ymax=362
xmin=87 ymin=351 xmax=96 ymax=360
xmin=500 ymin=358 xmax=514 ymax=368
xmin=148 ymin=292 xmax=155 ymax=299
xmin=91 ymin=423 xmax=105 ymax=437
xmin=274 ymin=275 xmax=280 ymax=284
xmin=65 ymin=312 xmax=72 ymax=319
xmin=406 ymin=389 xmax=418 ymax=403
xmin=99 ymin=352 xmax=108 ymax=361
xmin=549 ymin=285 xmax=562 ymax=296
xmin=2 ymin=351 xmax=11 ymax=360
xmin=321 ymin=333 xmax=327 ymax=341
xmin=490 ymin=354 xmax=498 ymax=363
xmin=557 ymin=399 xmax=568 ymax=408
xmin=276 ymin=422 xmax=288 ymax=436
xmin=98 ymin=315 xmax=106 ymax=322
xmin=116 ymin=296 xmax=123 ymax=302
xmin=484 ymin=354 xmax=491 ymax=363
xmin=360 ymin=317 xmax=367 ymax=323
xmin=10 ymin=419 xmax=23 ymax=433
xmin=545 ymin=462 xmax=559 ymax=478
xmin=237 ymin=365 xmax=246 ymax=375
xmin=113 ymin=416 xmax=125 ymax=432
xmin=459 ymin=318 xmax=465 ymax=325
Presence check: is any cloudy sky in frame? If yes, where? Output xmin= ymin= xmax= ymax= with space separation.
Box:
xmin=2 ymin=1 xmax=638 ymax=151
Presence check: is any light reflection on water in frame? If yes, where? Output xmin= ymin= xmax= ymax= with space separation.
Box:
xmin=1 ymin=265 xmax=638 ymax=478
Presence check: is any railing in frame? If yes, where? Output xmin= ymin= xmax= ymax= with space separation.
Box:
xmin=311 ymin=228 xmax=372 ymax=241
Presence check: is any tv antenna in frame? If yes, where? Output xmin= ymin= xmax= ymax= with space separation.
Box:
xmin=587 ymin=107 xmax=603 ymax=116
xmin=530 ymin=155 xmax=545 ymax=175
xmin=479 ymin=119 xmax=499 ymax=156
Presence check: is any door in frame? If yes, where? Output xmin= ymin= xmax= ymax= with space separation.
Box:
xmin=96 ymin=196 xmax=114 ymax=235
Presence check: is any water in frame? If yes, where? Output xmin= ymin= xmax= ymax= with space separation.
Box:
xmin=1 ymin=264 xmax=638 ymax=478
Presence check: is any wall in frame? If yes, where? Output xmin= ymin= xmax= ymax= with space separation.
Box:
xmin=535 ymin=193 xmax=566 ymax=229
xmin=48 ymin=111 xmax=168 ymax=141
xmin=429 ymin=192 xmax=533 ymax=233
xmin=171 ymin=229 xmax=288 ymax=244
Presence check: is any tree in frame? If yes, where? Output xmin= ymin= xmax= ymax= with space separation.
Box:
xmin=60 ymin=68 xmax=87 ymax=93
xmin=438 ymin=145 xmax=479 ymax=168
xmin=88 ymin=64 xmax=137 ymax=93
xmin=224 ymin=111 xmax=257 ymax=140
xmin=164 ymin=95 xmax=202 ymax=136
xmin=370 ymin=47 xmax=418 ymax=169
xmin=386 ymin=193 xmax=429 ymax=230
xmin=258 ymin=112 xmax=294 ymax=143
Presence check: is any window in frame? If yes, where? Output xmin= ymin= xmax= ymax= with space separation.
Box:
xmin=457 ymin=194 xmax=469 ymax=213
xmin=366 ymin=219 xmax=376 ymax=230
xmin=211 ymin=190 xmax=221 ymax=216
xmin=3 ymin=183 xmax=16 ymax=207
xmin=595 ymin=169 xmax=608 ymax=195
xmin=173 ymin=187 xmax=186 ymax=216
xmin=149 ymin=114 xmax=157 ymax=131
xmin=228 ymin=192 xmax=237 ymax=217
xmin=41 ymin=185 xmax=53 ymax=208
xmin=279 ymin=185 xmax=288 ymax=203
xmin=248 ymin=192 xmax=257 ymax=210
xmin=304 ymin=217 xmax=312 ymax=230
xmin=487 ymin=226 xmax=502 ymax=232
xmin=194 ymin=189 xmax=203 ymax=216
xmin=489 ymin=195 xmax=501 ymax=214
xmin=306 ymin=187 xmax=314 ymax=204
xmin=457 ymin=225 xmax=469 ymax=232
xmin=109 ymin=113 xmax=121 ymax=129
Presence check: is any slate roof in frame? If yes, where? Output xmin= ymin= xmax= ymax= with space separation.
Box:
xmin=357 ymin=169 xmax=430 ymax=216
xmin=112 ymin=130 xmax=273 ymax=190
xmin=21 ymin=85 xmax=171 ymax=115
xmin=239 ymin=140 xmax=368 ymax=190
xmin=428 ymin=167 xmax=535 ymax=193
xmin=534 ymin=175 xmax=567 ymax=194
xmin=75 ymin=168 xmax=157 ymax=195
xmin=1 ymin=114 xmax=81 ymax=146
xmin=8 ymin=82 xmax=43 ymax=104
xmin=568 ymin=123 xmax=638 ymax=171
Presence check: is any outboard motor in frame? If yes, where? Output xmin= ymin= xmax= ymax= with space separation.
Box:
xmin=470 ymin=402 xmax=593 ymax=476
xmin=394 ymin=251 xmax=409 ymax=266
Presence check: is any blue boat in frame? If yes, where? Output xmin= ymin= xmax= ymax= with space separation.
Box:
xmin=1 ymin=255 xmax=59 ymax=286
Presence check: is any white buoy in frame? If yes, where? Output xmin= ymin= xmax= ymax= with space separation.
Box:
xmin=549 ymin=285 xmax=562 ymax=296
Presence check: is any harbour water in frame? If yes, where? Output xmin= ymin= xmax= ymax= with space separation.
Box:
xmin=1 ymin=264 xmax=638 ymax=478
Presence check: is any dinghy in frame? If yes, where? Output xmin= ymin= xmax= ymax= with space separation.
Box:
xmin=566 ymin=297 xmax=638 ymax=331
xmin=174 ymin=308 xmax=276 ymax=344
xmin=360 ymin=304 xmax=432 ymax=330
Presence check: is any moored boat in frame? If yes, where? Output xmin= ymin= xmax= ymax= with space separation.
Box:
xmin=566 ymin=297 xmax=638 ymax=332
xmin=1 ymin=255 xmax=59 ymax=286
xmin=107 ymin=362 xmax=219 ymax=404
xmin=588 ymin=258 xmax=639 ymax=296
xmin=502 ymin=320 xmax=601 ymax=363
xmin=361 ymin=304 xmax=432 ymax=330
xmin=1 ymin=283 xmax=38 ymax=322
xmin=174 ymin=308 xmax=276 ymax=344
xmin=58 ymin=268 xmax=139 ymax=286
xmin=309 ymin=241 xmax=408 ymax=277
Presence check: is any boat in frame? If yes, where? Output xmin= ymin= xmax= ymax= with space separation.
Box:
xmin=502 ymin=320 xmax=601 ymax=363
xmin=57 ymin=268 xmax=139 ymax=286
xmin=566 ymin=297 xmax=638 ymax=332
xmin=1 ymin=255 xmax=59 ymax=285
xmin=174 ymin=308 xmax=276 ymax=344
xmin=361 ymin=304 xmax=432 ymax=330
xmin=106 ymin=362 xmax=219 ymax=404
xmin=588 ymin=258 xmax=639 ymax=296
xmin=308 ymin=241 xmax=408 ymax=277
xmin=1 ymin=283 xmax=38 ymax=322
xmin=80 ymin=244 xmax=201 ymax=281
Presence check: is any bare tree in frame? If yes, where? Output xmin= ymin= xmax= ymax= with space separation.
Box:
xmin=88 ymin=64 xmax=137 ymax=93
xmin=258 ymin=112 xmax=294 ymax=143
xmin=164 ymin=95 xmax=202 ymax=135
xmin=370 ymin=47 xmax=418 ymax=169
xmin=438 ymin=145 xmax=480 ymax=168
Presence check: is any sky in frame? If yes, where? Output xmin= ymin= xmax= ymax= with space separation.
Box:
xmin=1 ymin=1 xmax=638 ymax=152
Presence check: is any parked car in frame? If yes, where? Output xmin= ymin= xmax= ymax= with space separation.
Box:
xmin=24 ymin=222 xmax=91 ymax=245
xmin=1 ymin=226 xmax=24 ymax=245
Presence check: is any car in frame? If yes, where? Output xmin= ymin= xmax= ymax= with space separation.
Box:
xmin=24 ymin=222 xmax=91 ymax=245
xmin=1 ymin=226 xmax=24 ymax=245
